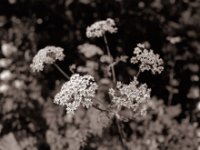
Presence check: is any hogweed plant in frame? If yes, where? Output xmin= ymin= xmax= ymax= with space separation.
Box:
xmin=30 ymin=18 xmax=164 ymax=150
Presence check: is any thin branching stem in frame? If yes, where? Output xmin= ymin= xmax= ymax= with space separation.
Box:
xmin=103 ymin=34 xmax=117 ymax=85
xmin=53 ymin=63 xmax=70 ymax=80
xmin=93 ymin=98 xmax=110 ymax=112
xmin=115 ymin=116 xmax=129 ymax=150
xmin=168 ymin=69 xmax=174 ymax=105
xmin=136 ymin=68 xmax=141 ymax=78
xmin=93 ymin=105 xmax=108 ymax=113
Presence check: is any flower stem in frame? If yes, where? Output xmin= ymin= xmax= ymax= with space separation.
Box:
xmin=93 ymin=104 xmax=108 ymax=113
xmin=53 ymin=63 xmax=70 ymax=80
xmin=136 ymin=68 xmax=141 ymax=78
xmin=103 ymin=34 xmax=117 ymax=85
xmin=115 ymin=116 xmax=129 ymax=150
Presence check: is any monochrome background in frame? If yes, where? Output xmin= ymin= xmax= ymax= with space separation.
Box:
xmin=0 ymin=0 xmax=199 ymax=149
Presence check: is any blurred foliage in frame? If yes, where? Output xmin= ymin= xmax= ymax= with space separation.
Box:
xmin=0 ymin=0 xmax=200 ymax=149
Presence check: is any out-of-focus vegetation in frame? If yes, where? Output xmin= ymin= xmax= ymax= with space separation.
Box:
xmin=0 ymin=0 xmax=200 ymax=149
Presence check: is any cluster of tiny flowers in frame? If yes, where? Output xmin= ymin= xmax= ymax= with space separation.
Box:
xmin=109 ymin=77 xmax=151 ymax=115
xmin=30 ymin=46 xmax=65 ymax=72
xmin=54 ymin=74 xmax=98 ymax=114
xmin=86 ymin=18 xmax=117 ymax=38
xmin=130 ymin=43 xmax=164 ymax=74
xmin=78 ymin=43 xmax=103 ymax=58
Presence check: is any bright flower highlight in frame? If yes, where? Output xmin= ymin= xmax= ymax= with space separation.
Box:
xmin=109 ymin=77 xmax=151 ymax=116
xmin=54 ymin=74 xmax=98 ymax=114
xmin=30 ymin=46 xmax=65 ymax=72
xmin=86 ymin=18 xmax=117 ymax=38
xmin=131 ymin=43 xmax=164 ymax=74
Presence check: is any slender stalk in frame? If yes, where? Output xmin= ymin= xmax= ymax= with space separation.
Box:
xmin=115 ymin=116 xmax=129 ymax=150
xmin=103 ymin=34 xmax=117 ymax=85
xmin=93 ymin=105 xmax=108 ymax=113
xmin=136 ymin=68 xmax=141 ymax=78
xmin=53 ymin=63 xmax=70 ymax=80
xmin=168 ymin=92 xmax=173 ymax=106
xmin=93 ymin=98 xmax=110 ymax=113
xmin=168 ymin=70 xmax=174 ymax=105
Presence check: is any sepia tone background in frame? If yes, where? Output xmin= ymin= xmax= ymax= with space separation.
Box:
xmin=0 ymin=0 xmax=200 ymax=149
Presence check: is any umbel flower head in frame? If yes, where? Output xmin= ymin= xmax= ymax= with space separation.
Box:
xmin=86 ymin=18 xmax=118 ymax=38
xmin=109 ymin=77 xmax=151 ymax=116
xmin=30 ymin=46 xmax=65 ymax=72
xmin=54 ymin=74 xmax=98 ymax=114
xmin=78 ymin=43 xmax=103 ymax=58
xmin=130 ymin=43 xmax=164 ymax=74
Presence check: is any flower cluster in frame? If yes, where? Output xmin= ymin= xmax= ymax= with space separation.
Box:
xmin=78 ymin=43 xmax=103 ymax=58
xmin=109 ymin=77 xmax=151 ymax=115
xmin=130 ymin=43 xmax=164 ymax=74
xmin=86 ymin=18 xmax=117 ymax=38
xmin=30 ymin=46 xmax=65 ymax=72
xmin=54 ymin=74 xmax=98 ymax=114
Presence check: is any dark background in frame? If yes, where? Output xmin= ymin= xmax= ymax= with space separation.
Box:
xmin=0 ymin=0 xmax=199 ymax=149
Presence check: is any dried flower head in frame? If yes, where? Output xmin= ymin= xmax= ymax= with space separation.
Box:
xmin=78 ymin=43 xmax=103 ymax=58
xmin=109 ymin=77 xmax=151 ymax=116
xmin=86 ymin=18 xmax=117 ymax=38
xmin=30 ymin=46 xmax=65 ymax=72
xmin=130 ymin=43 xmax=164 ymax=74
xmin=54 ymin=74 xmax=98 ymax=114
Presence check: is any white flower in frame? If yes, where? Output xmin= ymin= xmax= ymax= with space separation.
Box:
xmin=130 ymin=43 xmax=164 ymax=74
xmin=78 ymin=43 xmax=103 ymax=58
xmin=30 ymin=46 xmax=65 ymax=72
xmin=54 ymin=74 xmax=98 ymax=114
xmin=0 ymin=70 xmax=13 ymax=81
xmin=109 ymin=77 xmax=151 ymax=115
xmin=1 ymin=43 xmax=17 ymax=57
xmin=86 ymin=18 xmax=118 ymax=38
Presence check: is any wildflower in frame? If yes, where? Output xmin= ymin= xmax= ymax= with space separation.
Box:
xmin=0 ymin=70 xmax=13 ymax=81
xmin=109 ymin=77 xmax=151 ymax=115
xmin=130 ymin=43 xmax=164 ymax=74
xmin=54 ymin=74 xmax=98 ymax=114
xmin=30 ymin=46 xmax=65 ymax=72
xmin=1 ymin=42 xmax=17 ymax=57
xmin=78 ymin=43 xmax=103 ymax=58
xmin=86 ymin=18 xmax=117 ymax=38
